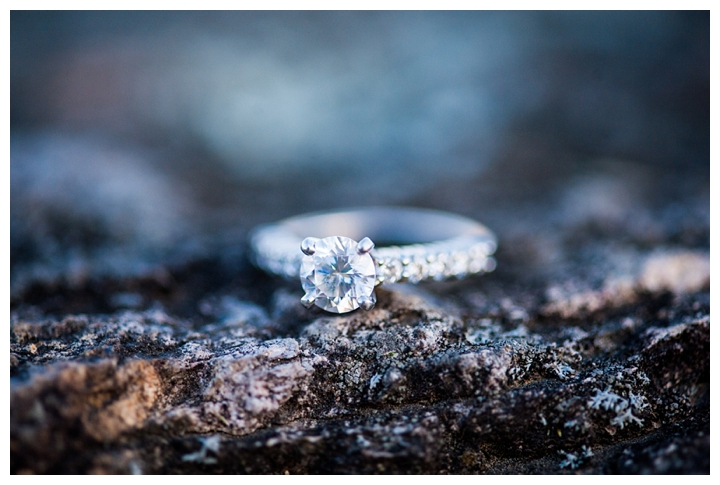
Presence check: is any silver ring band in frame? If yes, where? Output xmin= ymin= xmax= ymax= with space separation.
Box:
xmin=250 ymin=207 xmax=497 ymax=313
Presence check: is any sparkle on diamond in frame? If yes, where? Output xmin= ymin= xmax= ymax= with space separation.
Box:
xmin=300 ymin=236 xmax=376 ymax=313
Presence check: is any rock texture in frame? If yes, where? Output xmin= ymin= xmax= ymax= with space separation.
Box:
xmin=11 ymin=11 xmax=709 ymax=474
xmin=11 ymin=237 xmax=710 ymax=473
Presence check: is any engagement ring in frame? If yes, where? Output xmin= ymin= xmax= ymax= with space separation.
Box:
xmin=250 ymin=207 xmax=497 ymax=314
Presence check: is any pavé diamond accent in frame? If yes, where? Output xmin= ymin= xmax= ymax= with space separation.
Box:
xmin=300 ymin=236 xmax=377 ymax=313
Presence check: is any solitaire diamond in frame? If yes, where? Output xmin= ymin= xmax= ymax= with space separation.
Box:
xmin=300 ymin=236 xmax=377 ymax=313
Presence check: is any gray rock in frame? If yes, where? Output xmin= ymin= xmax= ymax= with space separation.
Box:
xmin=11 ymin=262 xmax=709 ymax=473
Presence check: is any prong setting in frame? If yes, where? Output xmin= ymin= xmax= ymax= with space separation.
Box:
xmin=300 ymin=293 xmax=316 ymax=308
xmin=357 ymin=237 xmax=375 ymax=254
xmin=301 ymin=237 xmax=319 ymax=256
xmin=358 ymin=294 xmax=376 ymax=311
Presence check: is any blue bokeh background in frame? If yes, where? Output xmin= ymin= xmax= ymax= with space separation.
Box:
xmin=10 ymin=11 xmax=709 ymax=291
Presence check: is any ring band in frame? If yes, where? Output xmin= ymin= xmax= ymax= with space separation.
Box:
xmin=250 ymin=207 xmax=497 ymax=313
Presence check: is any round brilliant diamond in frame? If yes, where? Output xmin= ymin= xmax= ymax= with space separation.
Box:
xmin=300 ymin=236 xmax=377 ymax=313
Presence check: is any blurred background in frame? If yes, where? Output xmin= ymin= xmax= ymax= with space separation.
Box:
xmin=10 ymin=11 xmax=709 ymax=307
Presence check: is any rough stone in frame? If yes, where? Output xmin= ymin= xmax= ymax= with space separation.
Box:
xmin=11 ymin=261 xmax=709 ymax=473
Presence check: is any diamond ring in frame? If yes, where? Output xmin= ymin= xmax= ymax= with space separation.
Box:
xmin=250 ymin=207 xmax=497 ymax=314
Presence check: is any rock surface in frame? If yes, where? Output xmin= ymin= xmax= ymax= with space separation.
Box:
xmin=10 ymin=228 xmax=710 ymax=473
xmin=11 ymin=11 xmax=709 ymax=474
